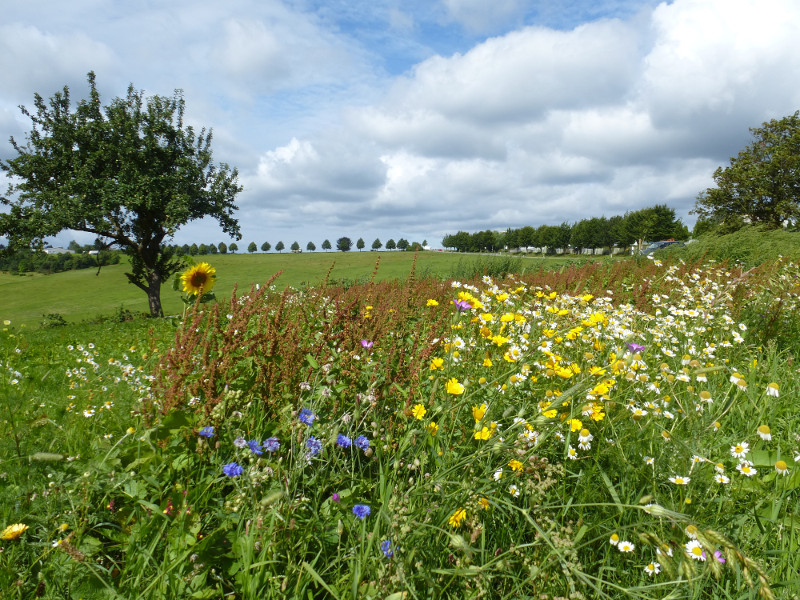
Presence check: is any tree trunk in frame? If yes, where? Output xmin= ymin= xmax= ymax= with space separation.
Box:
xmin=147 ymin=272 xmax=164 ymax=317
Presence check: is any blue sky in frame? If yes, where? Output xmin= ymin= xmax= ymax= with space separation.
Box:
xmin=2 ymin=0 xmax=800 ymax=249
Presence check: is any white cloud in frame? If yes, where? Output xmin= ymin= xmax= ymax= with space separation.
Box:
xmin=0 ymin=24 xmax=115 ymax=97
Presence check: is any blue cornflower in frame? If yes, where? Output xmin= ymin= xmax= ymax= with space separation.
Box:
xmin=306 ymin=436 xmax=323 ymax=456
xmin=222 ymin=462 xmax=244 ymax=477
xmin=298 ymin=408 xmax=316 ymax=426
xmin=263 ymin=437 xmax=280 ymax=453
xmin=198 ymin=426 xmax=215 ymax=438
xmin=247 ymin=439 xmax=263 ymax=455
xmin=355 ymin=435 xmax=370 ymax=451
xmin=352 ymin=504 xmax=371 ymax=519
xmin=380 ymin=539 xmax=394 ymax=558
xmin=336 ymin=434 xmax=352 ymax=448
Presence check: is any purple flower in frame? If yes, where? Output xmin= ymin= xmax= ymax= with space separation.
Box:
xmin=298 ymin=408 xmax=316 ymax=426
xmin=352 ymin=504 xmax=371 ymax=519
xmin=247 ymin=439 xmax=263 ymax=455
xmin=380 ymin=539 xmax=393 ymax=558
xmin=626 ymin=342 xmax=645 ymax=353
xmin=198 ymin=426 xmax=215 ymax=438
xmin=360 ymin=340 xmax=373 ymax=349
xmin=332 ymin=493 xmax=340 ymax=503
xmin=714 ymin=550 xmax=726 ymax=564
xmin=233 ymin=436 xmax=247 ymax=448
xmin=355 ymin=435 xmax=370 ymax=451
xmin=222 ymin=462 xmax=244 ymax=477
xmin=263 ymin=437 xmax=280 ymax=453
xmin=306 ymin=436 xmax=323 ymax=456
xmin=336 ymin=434 xmax=352 ymax=448
xmin=452 ymin=299 xmax=471 ymax=311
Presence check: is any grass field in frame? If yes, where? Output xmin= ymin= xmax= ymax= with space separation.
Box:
xmin=3 ymin=250 xmax=800 ymax=599
xmin=1 ymin=251 xmax=606 ymax=328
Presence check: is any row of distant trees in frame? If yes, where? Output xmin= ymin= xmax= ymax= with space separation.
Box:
xmin=442 ymin=205 xmax=689 ymax=254
xmin=0 ymin=247 xmax=121 ymax=275
xmin=170 ymin=237 xmax=428 ymax=255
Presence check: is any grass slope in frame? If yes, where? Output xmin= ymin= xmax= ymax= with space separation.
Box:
xmin=1 ymin=251 xmax=603 ymax=328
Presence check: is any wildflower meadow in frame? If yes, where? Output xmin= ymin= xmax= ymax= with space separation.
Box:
xmin=2 ymin=251 xmax=800 ymax=599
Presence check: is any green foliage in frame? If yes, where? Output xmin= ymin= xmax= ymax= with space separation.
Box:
xmin=336 ymin=237 xmax=353 ymax=252
xmin=385 ymin=239 xmax=396 ymax=250
xmin=695 ymin=111 xmax=800 ymax=230
xmin=306 ymin=241 xmax=316 ymax=252
xmin=356 ymin=238 xmax=365 ymax=251
xmin=247 ymin=242 xmax=258 ymax=253
xmin=322 ymin=239 xmax=332 ymax=251
xmin=0 ymin=72 xmax=242 ymax=317
xmin=673 ymin=225 xmax=800 ymax=268
xmin=275 ymin=241 xmax=285 ymax=253
xmin=4 ymin=257 xmax=800 ymax=598
xmin=260 ymin=241 xmax=271 ymax=252
xmin=0 ymin=248 xmax=121 ymax=274
xmin=291 ymin=241 xmax=301 ymax=252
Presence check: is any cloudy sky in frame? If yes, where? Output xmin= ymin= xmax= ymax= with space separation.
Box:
xmin=2 ymin=0 xmax=800 ymax=249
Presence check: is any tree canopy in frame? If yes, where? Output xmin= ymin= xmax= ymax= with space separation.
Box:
xmin=336 ymin=237 xmax=353 ymax=252
xmin=0 ymin=72 xmax=242 ymax=316
xmin=694 ymin=111 xmax=800 ymax=230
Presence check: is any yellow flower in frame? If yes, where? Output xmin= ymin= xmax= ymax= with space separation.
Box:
xmin=508 ymin=459 xmax=523 ymax=472
xmin=776 ymin=460 xmax=789 ymax=476
xmin=427 ymin=421 xmax=439 ymax=435
xmin=483 ymin=357 xmax=493 ymax=367
xmin=766 ymin=382 xmax=779 ymax=397
xmin=445 ymin=378 xmax=465 ymax=395
xmin=472 ymin=403 xmax=487 ymax=422
xmin=126 ymin=426 xmax=136 ymax=435
xmin=474 ymin=427 xmax=493 ymax=441
xmin=429 ymin=357 xmax=444 ymax=371
xmin=426 ymin=299 xmax=439 ymax=307
xmin=1 ymin=523 xmax=28 ymax=540
xmin=180 ymin=262 xmax=217 ymax=296
xmin=411 ymin=404 xmax=427 ymax=420
xmin=477 ymin=496 xmax=490 ymax=510
xmin=568 ymin=418 xmax=583 ymax=432
xmin=448 ymin=508 xmax=467 ymax=528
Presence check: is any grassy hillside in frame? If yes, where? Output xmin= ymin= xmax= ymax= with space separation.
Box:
xmin=1 ymin=251 xmax=604 ymax=328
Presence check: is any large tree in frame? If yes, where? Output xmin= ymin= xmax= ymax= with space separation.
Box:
xmin=694 ymin=112 xmax=800 ymax=230
xmin=0 ymin=73 xmax=242 ymax=317
xmin=336 ymin=237 xmax=353 ymax=252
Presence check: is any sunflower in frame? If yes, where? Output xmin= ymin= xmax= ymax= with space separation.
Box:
xmin=1 ymin=523 xmax=28 ymax=540
xmin=180 ymin=263 xmax=217 ymax=296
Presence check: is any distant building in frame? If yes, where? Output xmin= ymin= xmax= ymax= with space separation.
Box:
xmin=43 ymin=247 xmax=72 ymax=255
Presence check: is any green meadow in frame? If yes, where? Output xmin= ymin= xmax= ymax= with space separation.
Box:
xmin=1 ymin=251 xmax=602 ymax=328
xmin=3 ymin=230 xmax=800 ymax=599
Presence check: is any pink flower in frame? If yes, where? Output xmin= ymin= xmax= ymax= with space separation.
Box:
xmin=360 ymin=340 xmax=373 ymax=349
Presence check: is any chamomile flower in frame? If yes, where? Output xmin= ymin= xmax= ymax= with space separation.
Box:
xmin=669 ymin=475 xmax=691 ymax=485
xmin=757 ymin=425 xmax=771 ymax=441
xmin=730 ymin=441 xmax=749 ymax=458
xmin=736 ymin=461 xmax=757 ymax=477
xmin=508 ymin=484 xmax=520 ymax=498
xmin=685 ymin=540 xmax=705 ymax=561
xmin=775 ymin=460 xmax=789 ymax=476
xmin=643 ymin=456 xmax=655 ymax=465
xmin=765 ymin=382 xmax=780 ymax=397
xmin=609 ymin=533 xmax=620 ymax=546
xmin=714 ymin=473 xmax=730 ymax=484
xmin=617 ymin=540 xmax=635 ymax=553
xmin=644 ymin=562 xmax=661 ymax=576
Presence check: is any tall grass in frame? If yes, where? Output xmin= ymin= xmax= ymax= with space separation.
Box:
xmin=2 ymin=256 xmax=800 ymax=598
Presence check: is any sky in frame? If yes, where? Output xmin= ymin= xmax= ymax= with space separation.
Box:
xmin=2 ymin=0 xmax=800 ymax=250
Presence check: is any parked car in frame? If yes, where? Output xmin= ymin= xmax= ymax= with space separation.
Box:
xmin=641 ymin=240 xmax=685 ymax=255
